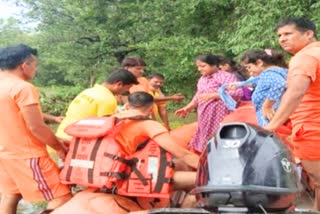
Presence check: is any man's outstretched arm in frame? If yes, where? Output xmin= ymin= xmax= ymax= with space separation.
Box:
xmin=153 ymin=132 xmax=199 ymax=169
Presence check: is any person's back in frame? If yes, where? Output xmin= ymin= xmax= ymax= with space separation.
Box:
xmin=113 ymin=92 xmax=168 ymax=155
xmin=114 ymin=92 xmax=199 ymax=169
xmin=114 ymin=109 xmax=168 ymax=155
xmin=51 ymin=92 xmax=199 ymax=214
xmin=56 ymin=84 xmax=117 ymax=140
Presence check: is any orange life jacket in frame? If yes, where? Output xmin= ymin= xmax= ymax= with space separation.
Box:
xmin=59 ymin=116 xmax=174 ymax=198
xmin=117 ymin=140 xmax=175 ymax=198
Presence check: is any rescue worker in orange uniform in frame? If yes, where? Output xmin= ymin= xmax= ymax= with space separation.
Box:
xmin=52 ymin=92 xmax=199 ymax=214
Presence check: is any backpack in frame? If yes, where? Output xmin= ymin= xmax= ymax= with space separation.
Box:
xmin=59 ymin=116 xmax=174 ymax=198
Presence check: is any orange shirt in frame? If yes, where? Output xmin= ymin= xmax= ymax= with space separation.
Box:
xmin=114 ymin=109 xmax=167 ymax=155
xmin=288 ymin=41 xmax=320 ymax=159
xmin=0 ymin=72 xmax=47 ymax=159
xmin=129 ymin=77 xmax=149 ymax=93
xmin=288 ymin=41 xmax=320 ymax=127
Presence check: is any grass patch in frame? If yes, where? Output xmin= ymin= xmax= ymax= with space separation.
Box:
xmin=168 ymin=111 xmax=197 ymax=129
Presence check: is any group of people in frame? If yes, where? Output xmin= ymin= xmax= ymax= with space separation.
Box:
xmin=220 ymin=17 xmax=320 ymax=211
xmin=1 ymin=16 xmax=320 ymax=213
xmin=0 ymin=45 xmax=194 ymax=213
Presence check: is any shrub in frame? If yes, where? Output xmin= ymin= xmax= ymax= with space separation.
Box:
xmin=38 ymin=86 xmax=84 ymax=116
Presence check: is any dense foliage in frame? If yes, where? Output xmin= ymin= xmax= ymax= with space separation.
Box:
xmin=37 ymin=86 xmax=83 ymax=115
xmin=1 ymin=0 xmax=320 ymax=114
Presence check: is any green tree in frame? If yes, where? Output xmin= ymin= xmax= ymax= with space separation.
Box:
xmin=6 ymin=0 xmax=320 ymax=97
xmin=0 ymin=17 xmax=34 ymax=46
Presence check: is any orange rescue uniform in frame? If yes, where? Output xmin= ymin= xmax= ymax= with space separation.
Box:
xmin=287 ymin=42 xmax=320 ymax=159
xmin=129 ymin=77 xmax=150 ymax=93
xmin=114 ymin=109 xmax=168 ymax=155
xmin=0 ymin=72 xmax=70 ymax=201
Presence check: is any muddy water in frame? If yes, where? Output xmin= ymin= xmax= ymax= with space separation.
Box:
xmin=17 ymin=200 xmax=45 ymax=214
